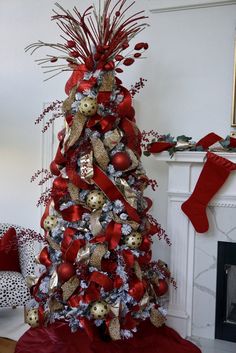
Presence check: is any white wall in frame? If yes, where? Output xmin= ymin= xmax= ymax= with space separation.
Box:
xmin=0 ymin=1 xmax=235 ymax=262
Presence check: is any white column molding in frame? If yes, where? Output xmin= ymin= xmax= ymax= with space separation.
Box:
xmin=153 ymin=151 xmax=236 ymax=338
xmin=148 ymin=0 xmax=236 ymax=13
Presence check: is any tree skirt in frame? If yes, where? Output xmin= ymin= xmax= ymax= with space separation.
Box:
xmin=15 ymin=320 xmax=201 ymax=353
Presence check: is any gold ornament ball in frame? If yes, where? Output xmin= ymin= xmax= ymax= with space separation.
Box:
xmin=125 ymin=232 xmax=143 ymax=249
xmin=86 ymin=190 xmax=106 ymax=210
xmin=79 ymin=97 xmax=98 ymax=117
xmin=26 ymin=308 xmax=39 ymax=328
xmin=90 ymin=301 xmax=110 ymax=320
xmin=43 ymin=215 xmax=58 ymax=231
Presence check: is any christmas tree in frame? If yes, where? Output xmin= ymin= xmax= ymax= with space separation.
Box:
xmin=25 ymin=0 xmax=176 ymax=343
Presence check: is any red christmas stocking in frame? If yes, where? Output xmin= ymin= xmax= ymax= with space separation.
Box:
xmin=181 ymin=151 xmax=236 ymax=233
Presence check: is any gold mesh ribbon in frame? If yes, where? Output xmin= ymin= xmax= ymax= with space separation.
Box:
xmin=91 ymin=137 xmax=109 ymax=170
xmin=134 ymin=261 xmax=142 ymax=280
xmin=26 ymin=275 xmax=38 ymax=289
xmin=49 ymin=298 xmax=64 ymax=312
xmin=110 ymin=301 xmax=120 ymax=318
xmin=124 ymin=148 xmax=139 ymax=172
xmin=151 ymin=275 xmax=160 ymax=287
xmin=66 ymin=112 xmax=87 ymax=149
xmin=62 ymin=276 xmax=80 ymax=301
xmin=117 ymin=178 xmax=137 ymax=209
xmin=90 ymin=244 xmax=107 ymax=270
xmin=139 ymin=292 xmax=150 ymax=310
xmin=46 ymin=235 xmax=61 ymax=251
xmin=49 ymin=270 xmax=58 ymax=293
xmin=150 ymin=308 xmax=166 ymax=328
xmin=108 ymin=318 xmax=121 ymax=341
xmin=76 ymin=244 xmax=90 ymax=264
xmin=68 ymin=182 xmax=80 ymax=202
xmin=104 ymin=129 xmax=123 ymax=150
xmin=80 ymin=151 xmax=94 ymax=182
xmin=90 ymin=209 xmax=103 ymax=236
xmin=99 ymin=72 xmax=115 ymax=92
xmin=62 ymin=86 xmax=77 ymax=113
xmin=113 ymin=214 xmax=140 ymax=230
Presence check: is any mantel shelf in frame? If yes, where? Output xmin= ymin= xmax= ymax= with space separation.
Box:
xmin=153 ymin=151 xmax=236 ymax=163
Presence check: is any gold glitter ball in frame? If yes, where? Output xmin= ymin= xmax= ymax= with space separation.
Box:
xmin=43 ymin=215 xmax=58 ymax=231
xmin=90 ymin=300 xmax=110 ymax=320
xmin=26 ymin=308 xmax=39 ymax=328
xmin=86 ymin=190 xmax=106 ymax=210
xmin=125 ymin=232 xmax=143 ymax=249
xmin=79 ymin=97 xmax=98 ymax=117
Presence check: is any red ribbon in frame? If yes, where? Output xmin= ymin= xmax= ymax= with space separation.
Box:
xmin=38 ymin=247 xmax=52 ymax=268
xmin=117 ymin=86 xmax=135 ymax=121
xmin=50 ymin=161 xmax=61 ymax=176
xmin=114 ymin=275 xmax=123 ymax=289
xmin=120 ymin=118 xmax=142 ymax=156
xmin=63 ymin=239 xmax=85 ymax=262
xmin=122 ymin=312 xmax=139 ymax=330
xmin=61 ymin=228 xmax=86 ymax=262
xmin=66 ymin=149 xmax=92 ymax=190
xmin=40 ymin=200 xmax=51 ymax=231
xmin=196 ymin=132 xmax=223 ymax=150
xmin=97 ymin=91 xmax=112 ymax=106
xmin=68 ymin=294 xmax=82 ymax=307
xmin=61 ymin=228 xmax=77 ymax=252
xmin=122 ymin=249 xmax=135 ymax=268
xmin=105 ymin=221 xmax=122 ymax=250
xmin=128 ymin=279 xmax=145 ymax=302
xmin=139 ymin=235 xmax=152 ymax=252
xmin=148 ymin=142 xmax=175 ymax=153
xmin=90 ymin=271 xmax=113 ymax=291
xmin=38 ymin=305 xmax=45 ymax=326
xmin=32 ymin=273 xmax=47 ymax=302
xmin=61 ymin=205 xmax=87 ymax=222
xmin=90 ymin=221 xmax=122 ymax=250
xmin=77 ymin=77 xmax=97 ymax=94
xmin=65 ymin=64 xmax=88 ymax=95
xmin=92 ymin=165 xmax=140 ymax=223
xmin=149 ymin=132 xmax=236 ymax=154
xmin=84 ymin=283 xmax=101 ymax=303
xmin=50 ymin=142 xmax=67 ymax=177
xmin=101 ymin=258 xmax=117 ymax=273
xmin=142 ymin=197 xmax=153 ymax=215
xmin=51 ymin=177 xmax=69 ymax=210
xmin=137 ymin=250 xmax=152 ymax=266
xmin=87 ymin=114 xmax=117 ymax=133
xmin=80 ymin=317 xmax=95 ymax=340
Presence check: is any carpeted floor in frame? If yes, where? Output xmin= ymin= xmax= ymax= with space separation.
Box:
xmin=0 ymin=337 xmax=17 ymax=353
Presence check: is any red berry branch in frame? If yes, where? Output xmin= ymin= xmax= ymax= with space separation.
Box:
xmin=35 ymin=101 xmax=63 ymax=125
xmin=36 ymin=187 xmax=52 ymax=207
xmin=31 ymin=169 xmax=53 ymax=186
xmin=130 ymin=78 xmax=147 ymax=97
xmin=147 ymin=214 xmax=172 ymax=246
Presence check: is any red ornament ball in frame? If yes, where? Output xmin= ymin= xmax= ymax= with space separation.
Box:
xmin=111 ymin=152 xmax=131 ymax=171
xmin=154 ymin=279 xmax=169 ymax=296
xmin=57 ymin=263 xmax=76 ymax=283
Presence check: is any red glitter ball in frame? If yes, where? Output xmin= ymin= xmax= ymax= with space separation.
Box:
xmin=112 ymin=152 xmax=131 ymax=171
xmin=154 ymin=279 xmax=169 ymax=296
xmin=57 ymin=263 xmax=76 ymax=283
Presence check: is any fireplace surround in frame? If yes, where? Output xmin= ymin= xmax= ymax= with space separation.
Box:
xmin=215 ymin=241 xmax=236 ymax=342
xmin=154 ymin=151 xmax=236 ymax=340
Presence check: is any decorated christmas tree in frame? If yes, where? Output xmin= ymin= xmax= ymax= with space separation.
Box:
xmin=16 ymin=1 xmax=201 ymax=352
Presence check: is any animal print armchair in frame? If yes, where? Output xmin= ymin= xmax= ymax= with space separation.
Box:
xmin=0 ymin=223 xmax=36 ymax=308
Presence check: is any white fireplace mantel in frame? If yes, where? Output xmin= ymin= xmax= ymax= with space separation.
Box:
xmin=154 ymin=151 xmax=236 ymax=338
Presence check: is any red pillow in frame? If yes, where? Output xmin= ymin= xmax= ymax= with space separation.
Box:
xmin=0 ymin=227 xmax=21 ymax=272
